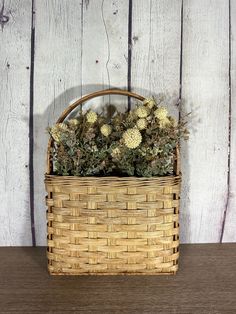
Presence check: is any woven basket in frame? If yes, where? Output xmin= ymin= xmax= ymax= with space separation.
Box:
xmin=45 ymin=89 xmax=181 ymax=275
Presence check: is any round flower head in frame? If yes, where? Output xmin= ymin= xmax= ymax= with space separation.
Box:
xmin=86 ymin=111 xmax=97 ymax=123
xmin=100 ymin=124 xmax=112 ymax=137
xmin=135 ymin=105 xmax=149 ymax=118
xmin=159 ymin=117 xmax=171 ymax=129
xmin=111 ymin=147 xmax=121 ymax=158
xmin=50 ymin=123 xmax=68 ymax=142
xmin=123 ymin=128 xmax=142 ymax=149
xmin=58 ymin=123 xmax=69 ymax=130
xmin=136 ymin=118 xmax=147 ymax=130
xmin=154 ymin=106 xmax=168 ymax=120
xmin=143 ymin=98 xmax=155 ymax=109
xmin=68 ymin=119 xmax=79 ymax=127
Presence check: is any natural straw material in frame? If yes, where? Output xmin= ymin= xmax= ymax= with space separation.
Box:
xmin=45 ymin=89 xmax=181 ymax=275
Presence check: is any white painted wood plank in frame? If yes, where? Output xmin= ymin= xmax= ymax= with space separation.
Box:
xmin=34 ymin=0 xmax=129 ymax=245
xmin=81 ymin=0 xmax=129 ymax=112
xmin=0 ymin=0 xmax=32 ymax=245
xmin=181 ymin=0 xmax=229 ymax=243
xmin=131 ymin=0 xmax=182 ymax=117
xmin=222 ymin=0 xmax=236 ymax=242
xmin=34 ymin=0 xmax=128 ymax=245
xmin=34 ymin=0 xmax=83 ymax=245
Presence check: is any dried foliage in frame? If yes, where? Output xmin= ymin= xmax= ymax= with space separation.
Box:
xmin=48 ymin=98 xmax=189 ymax=177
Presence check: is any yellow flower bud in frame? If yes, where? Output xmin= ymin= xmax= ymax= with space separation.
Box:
xmin=135 ymin=106 xmax=149 ymax=118
xmin=123 ymin=128 xmax=142 ymax=149
xmin=86 ymin=111 xmax=97 ymax=123
xmin=68 ymin=119 xmax=79 ymax=126
xmin=143 ymin=98 xmax=155 ymax=109
xmin=50 ymin=123 xmax=69 ymax=142
xmin=111 ymin=147 xmax=121 ymax=158
xmin=159 ymin=117 xmax=171 ymax=129
xmin=100 ymin=124 xmax=112 ymax=137
xmin=154 ymin=106 xmax=168 ymax=120
xmin=136 ymin=118 xmax=147 ymax=130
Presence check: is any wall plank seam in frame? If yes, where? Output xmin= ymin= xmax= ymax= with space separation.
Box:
xmin=220 ymin=0 xmax=232 ymax=243
xmin=29 ymin=0 xmax=36 ymax=246
xmin=81 ymin=0 xmax=84 ymax=99
xmin=179 ymin=0 xmax=183 ymax=117
xmin=127 ymin=0 xmax=132 ymax=110
xmin=101 ymin=0 xmax=111 ymax=92
xmin=0 ymin=1 xmax=9 ymax=30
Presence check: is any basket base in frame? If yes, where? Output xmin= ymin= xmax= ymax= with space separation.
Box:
xmin=49 ymin=270 xmax=177 ymax=276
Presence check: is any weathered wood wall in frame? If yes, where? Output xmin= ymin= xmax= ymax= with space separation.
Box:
xmin=0 ymin=0 xmax=234 ymax=245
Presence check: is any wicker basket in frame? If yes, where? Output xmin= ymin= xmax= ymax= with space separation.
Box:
xmin=45 ymin=89 xmax=181 ymax=275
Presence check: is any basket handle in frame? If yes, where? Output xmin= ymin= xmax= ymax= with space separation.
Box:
xmin=55 ymin=89 xmax=145 ymax=123
xmin=46 ymin=88 xmax=180 ymax=175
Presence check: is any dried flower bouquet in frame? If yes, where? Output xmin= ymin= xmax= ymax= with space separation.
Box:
xmin=48 ymin=98 xmax=188 ymax=177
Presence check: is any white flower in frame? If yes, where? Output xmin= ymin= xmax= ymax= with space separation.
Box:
xmin=159 ymin=117 xmax=171 ymax=129
xmin=136 ymin=118 xmax=147 ymax=130
xmin=135 ymin=106 xmax=149 ymax=118
xmin=100 ymin=124 xmax=112 ymax=137
xmin=143 ymin=98 xmax=155 ymax=109
xmin=50 ymin=123 xmax=68 ymax=142
xmin=86 ymin=111 xmax=97 ymax=123
xmin=68 ymin=119 xmax=79 ymax=126
xmin=111 ymin=147 xmax=121 ymax=158
xmin=123 ymin=128 xmax=142 ymax=149
xmin=154 ymin=106 xmax=168 ymax=120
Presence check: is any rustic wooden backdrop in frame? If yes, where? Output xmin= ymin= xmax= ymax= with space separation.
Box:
xmin=0 ymin=0 xmax=235 ymax=245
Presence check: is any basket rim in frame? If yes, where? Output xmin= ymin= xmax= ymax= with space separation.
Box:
xmin=45 ymin=174 xmax=181 ymax=187
xmin=45 ymin=174 xmax=181 ymax=180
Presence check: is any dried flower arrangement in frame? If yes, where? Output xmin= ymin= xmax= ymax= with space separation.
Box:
xmin=48 ymin=98 xmax=188 ymax=177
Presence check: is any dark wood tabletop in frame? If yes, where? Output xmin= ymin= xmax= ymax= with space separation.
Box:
xmin=0 ymin=244 xmax=236 ymax=313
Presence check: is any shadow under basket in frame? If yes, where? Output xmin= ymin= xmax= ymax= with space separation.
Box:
xmin=45 ymin=89 xmax=181 ymax=275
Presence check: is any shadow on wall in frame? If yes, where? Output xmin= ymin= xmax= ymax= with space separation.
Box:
xmin=33 ymin=84 xmax=189 ymax=246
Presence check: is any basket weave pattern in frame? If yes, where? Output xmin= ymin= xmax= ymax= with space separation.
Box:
xmin=46 ymin=176 xmax=180 ymax=275
xmin=45 ymin=89 xmax=181 ymax=275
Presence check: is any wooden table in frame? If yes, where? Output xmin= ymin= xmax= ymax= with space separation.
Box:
xmin=1 ymin=244 xmax=236 ymax=313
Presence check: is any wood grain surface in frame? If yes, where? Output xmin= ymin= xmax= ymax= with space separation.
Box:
xmin=222 ymin=0 xmax=236 ymax=242
xmin=181 ymin=0 xmax=229 ymax=243
xmin=0 ymin=244 xmax=236 ymax=313
xmin=33 ymin=0 xmax=129 ymax=245
xmin=0 ymin=0 xmax=235 ymax=245
xmin=0 ymin=0 xmax=32 ymax=245
xmin=131 ymin=0 xmax=182 ymax=117
xmin=33 ymin=0 xmax=83 ymax=245
xmin=81 ymin=0 xmax=129 ymax=110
